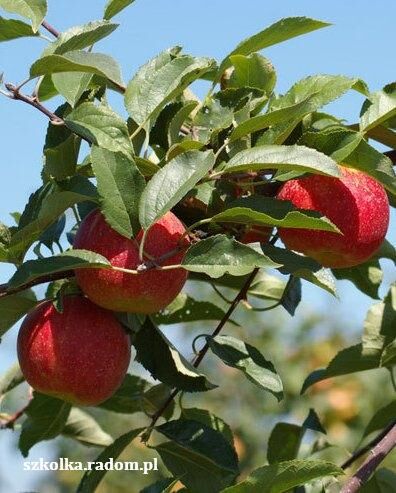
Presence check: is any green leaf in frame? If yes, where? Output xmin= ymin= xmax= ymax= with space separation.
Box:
xmin=301 ymin=344 xmax=382 ymax=394
xmin=52 ymin=72 xmax=92 ymax=107
xmin=221 ymin=459 xmax=343 ymax=493
xmin=154 ymin=293 xmax=238 ymax=326
xmin=19 ymin=392 xmax=71 ymax=457
xmin=360 ymin=468 xmax=396 ymax=493
xmin=280 ymin=276 xmax=301 ymax=316
xmin=192 ymin=99 xmax=234 ymax=144
xmin=99 ymin=374 xmax=150 ymax=414
xmin=223 ymin=145 xmax=340 ymax=177
xmin=141 ymin=478 xmax=180 ymax=493
xmin=0 ymin=16 xmax=38 ymax=41
xmin=44 ymin=20 xmax=118 ymax=55
xmin=217 ymin=17 xmax=330 ymax=81
xmin=8 ymin=249 xmax=111 ymax=289
xmin=62 ymin=408 xmax=113 ymax=447
xmin=210 ymin=196 xmax=340 ymax=233
xmin=142 ymin=384 xmax=175 ymax=421
xmin=334 ymin=259 xmax=383 ymax=299
xmin=207 ymin=335 xmax=283 ymax=401
xmin=230 ymin=94 xmax=319 ymax=143
xmin=262 ymin=245 xmax=337 ymax=296
xmin=303 ymin=409 xmax=327 ymax=435
xmin=125 ymin=50 xmax=215 ymax=126
xmin=267 ymin=424 xmax=304 ymax=464
xmin=91 ymin=146 xmax=145 ymax=238
xmin=43 ymin=103 xmax=80 ymax=180
xmin=10 ymin=177 xmax=97 ymax=259
xmin=0 ymin=290 xmax=37 ymax=337
xmin=0 ymin=0 xmax=46 ymax=32
xmin=65 ymin=103 xmax=132 ymax=156
xmin=76 ymin=428 xmax=143 ymax=493
xmin=139 ymin=150 xmax=215 ymax=230
xmin=168 ymin=101 xmax=198 ymax=145
xmin=30 ymin=51 xmax=124 ymax=88
xmin=133 ymin=317 xmax=216 ymax=392
xmin=181 ymin=408 xmax=234 ymax=445
xmin=156 ymin=419 xmax=239 ymax=493
xmin=228 ymin=53 xmax=276 ymax=93
xmin=363 ymin=401 xmax=396 ymax=437
xmin=104 ymin=0 xmax=136 ymax=20
xmin=0 ymin=362 xmax=24 ymax=397
xmin=182 ymin=235 xmax=280 ymax=278
xmin=361 ymin=83 xmax=396 ymax=131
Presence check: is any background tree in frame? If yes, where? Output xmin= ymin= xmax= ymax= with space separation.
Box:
xmin=0 ymin=1 xmax=395 ymax=492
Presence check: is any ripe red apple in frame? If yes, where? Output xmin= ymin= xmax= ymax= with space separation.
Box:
xmin=74 ymin=210 xmax=189 ymax=313
xmin=17 ymin=296 xmax=131 ymax=406
xmin=276 ymin=166 xmax=389 ymax=268
xmin=240 ymin=225 xmax=272 ymax=244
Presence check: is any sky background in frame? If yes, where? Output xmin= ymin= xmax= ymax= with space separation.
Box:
xmin=0 ymin=0 xmax=395 ymax=491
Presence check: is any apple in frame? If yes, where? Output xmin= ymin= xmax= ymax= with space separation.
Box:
xmin=74 ymin=210 xmax=189 ymax=313
xmin=240 ymin=225 xmax=272 ymax=244
xmin=276 ymin=166 xmax=389 ymax=268
xmin=17 ymin=296 xmax=131 ymax=406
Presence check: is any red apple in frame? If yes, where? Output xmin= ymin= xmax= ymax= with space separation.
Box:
xmin=74 ymin=210 xmax=189 ymax=313
xmin=17 ymin=296 xmax=131 ymax=406
xmin=240 ymin=225 xmax=272 ymax=244
xmin=276 ymin=166 xmax=389 ymax=268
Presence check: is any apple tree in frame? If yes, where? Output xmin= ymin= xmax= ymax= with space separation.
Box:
xmin=0 ymin=1 xmax=395 ymax=492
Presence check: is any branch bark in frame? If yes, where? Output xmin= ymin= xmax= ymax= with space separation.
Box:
xmin=340 ymin=421 xmax=396 ymax=492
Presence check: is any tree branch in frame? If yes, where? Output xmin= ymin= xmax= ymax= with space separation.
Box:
xmin=0 ymin=271 xmax=74 ymax=299
xmin=340 ymin=421 xmax=396 ymax=492
xmin=41 ymin=20 xmax=60 ymax=38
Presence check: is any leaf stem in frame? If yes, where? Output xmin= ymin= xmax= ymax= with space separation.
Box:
xmin=41 ymin=20 xmax=60 ymax=38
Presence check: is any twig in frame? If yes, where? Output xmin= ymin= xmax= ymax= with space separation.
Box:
xmin=340 ymin=422 xmax=396 ymax=492
xmin=0 ymin=271 xmax=74 ymax=299
xmin=341 ymin=419 xmax=396 ymax=470
xmin=41 ymin=20 xmax=60 ymax=38
xmin=0 ymin=403 xmax=30 ymax=430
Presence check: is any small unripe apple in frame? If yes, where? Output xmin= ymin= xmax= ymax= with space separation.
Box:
xmin=276 ymin=166 xmax=389 ymax=268
xmin=74 ymin=210 xmax=189 ymax=313
xmin=17 ymin=296 xmax=131 ymax=406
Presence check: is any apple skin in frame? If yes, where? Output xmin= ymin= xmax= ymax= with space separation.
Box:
xmin=240 ymin=225 xmax=272 ymax=244
xmin=74 ymin=209 xmax=189 ymax=313
xmin=276 ymin=166 xmax=390 ymax=268
xmin=17 ymin=296 xmax=131 ymax=406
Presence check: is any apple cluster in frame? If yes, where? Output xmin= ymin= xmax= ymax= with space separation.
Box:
xmin=17 ymin=164 xmax=389 ymax=406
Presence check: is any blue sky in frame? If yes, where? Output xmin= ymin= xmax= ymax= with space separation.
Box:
xmin=0 ymin=1 xmax=395 ymax=490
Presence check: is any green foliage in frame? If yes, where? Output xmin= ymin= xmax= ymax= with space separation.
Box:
xmin=0 ymin=16 xmax=38 ymax=42
xmin=62 ymin=408 xmax=113 ymax=447
xmin=0 ymin=0 xmax=47 ymax=32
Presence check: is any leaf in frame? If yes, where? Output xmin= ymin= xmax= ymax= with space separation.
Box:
xmin=91 ymin=146 xmax=145 ymax=238
xmin=0 ymin=0 xmax=46 ymax=32
xmin=230 ymin=94 xmax=319 ymax=143
xmin=262 ymin=245 xmax=337 ymax=296
xmin=334 ymin=259 xmax=383 ymax=299
xmin=363 ymin=401 xmax=396 ymax=437
xmin=139 ymin=150 xmax=215 ymax=229
xmin=0 ymin=362 xmax=24 ymax=397
xmin=360 ymin=468 xmax=396 ymax=493
xmin=65 ymin=103 xmax=132 ymax=156
xmin=142 ymin=384 xmax=175 ymax=421
xmin=280 ymin=276 xmax=302 ymax=316
xmin=182 ymin=235 xmax=280 ymax=278
xmin=181 ymin=408 xmax=234 ymax=445
xmin=303 ymin=409 xmax=327 ymax=435
xmin=44 ymin=20 xmax=118 ymax=55
xmin=223 ymin=145 xmax=340 ymax=177
xmin=133 ymin=317 xmax=216 ymax=392
xmin=0 ymin=290 xmax=37 ymax=337
xmin=104 ymin=0 xmax=136 ymax=19
xmin=62 ymin=408 xmax=113 ymax=447
xmin=361 ymin=83 xmax=396 ymax=131
xmin=192 ymin=99 xmax=234 ymax=144
xmin=301 ymin=344 xmax=382 ymax=394
xmin=125 ymin=50 xmax=215 ymax=126
xmin=76 ymin=428 xmax=143 ymax=493
xmin=99 ymin=374 xmax=150 ymax=414
xmin=217 ymin=17 xmax=330 ymax=81
xmin=19 ymin=392 xmax=71 ymax=457
xmin=221 ymin=460 xmax=343 ymax=493
xmin=210 ymin=196 xmax=340 ymax=233
xmin=8 ymin=249 xmax=111 ymax=289
xmin=155 ymin=419 xmax=239 ymax=493
xmin=228 ymin=53 xmax=276 ymax=93
xmin=30 ymin=50 xmax=124 ymax=88
xmin=267 ymin=424 xmax=304 ymax=464
xmin=0 ymin=16 xmax=38 ymax=41
xmin=154 ymin=293 xmax=238 ymax=326
xmin=10 ymin=177 xmax=97 ymax=259
xmin=141 ymin=478 xmax=180 ymax=493
xmin=168 ymin=101 xmax=198 ymax=145
xmin=207 ymin=335 xmax=283 ymax=401
xmin=52 ymin=72 xmax=92 ymax=107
